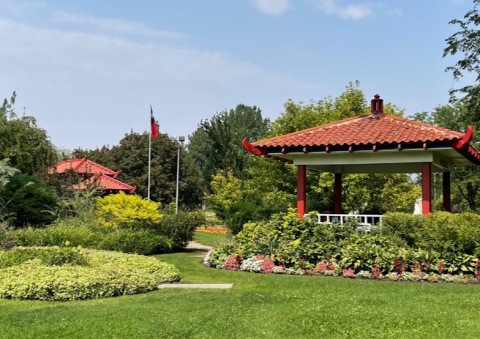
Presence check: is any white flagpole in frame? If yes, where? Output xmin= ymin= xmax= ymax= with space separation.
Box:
xmin=147 ymin=105 xmax=152 ymax=200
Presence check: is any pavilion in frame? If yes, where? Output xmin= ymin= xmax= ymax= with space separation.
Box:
xmin=49 ymin=155 xmax=136 ymax=194
xmin=243 ymin=94 xmax=480 ymax=218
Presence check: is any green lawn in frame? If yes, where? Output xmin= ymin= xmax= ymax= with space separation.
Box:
xmin=1 ymin=247 xmax=480 ymax=339
xmin=193 ymin=232 xmax=229 ymax=248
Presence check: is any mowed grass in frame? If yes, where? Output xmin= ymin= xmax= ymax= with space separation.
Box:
xmin=193 ymin=231 xmax=229 ymax=248
xmin=1 ymin=248 xmax=480 ymax=338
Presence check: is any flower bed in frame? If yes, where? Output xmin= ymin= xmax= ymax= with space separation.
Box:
xmin=203 ymin=251 xmax=480 ymax=284
xmin=195 ymin=228 xmax=229 ymax=234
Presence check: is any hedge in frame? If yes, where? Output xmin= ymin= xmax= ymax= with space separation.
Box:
xmin=0 ymin=247 xmax=180 ymax=301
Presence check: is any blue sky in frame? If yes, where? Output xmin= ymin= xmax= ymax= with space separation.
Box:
xmin=0 ymin=0 xmax=475 ymax=150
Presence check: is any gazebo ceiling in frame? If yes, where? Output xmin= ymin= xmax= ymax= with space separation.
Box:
xmin=243 ymin=94 xmax=480 ymax=173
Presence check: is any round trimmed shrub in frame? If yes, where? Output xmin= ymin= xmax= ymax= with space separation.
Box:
xmin=0 ymin=247 xmax=180 ymax=301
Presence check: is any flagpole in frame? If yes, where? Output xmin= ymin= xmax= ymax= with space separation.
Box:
xmin=147 ymin=105 xmax=152 ymax=200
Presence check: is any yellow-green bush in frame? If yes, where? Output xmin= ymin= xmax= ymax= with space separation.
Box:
xmin=0 ymin=248 xmax=180 ymax=301
xmin=96 ymin=192 xmax=163 ymax=230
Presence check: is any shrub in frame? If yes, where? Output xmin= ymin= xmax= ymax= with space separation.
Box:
xmin=1 ymin=173 xmax=59 ymax=228
xmin=0 ymin=248 xmax=180 ymax=301
xmin=8 ymin=225 xmax=171 ymax=255
xmin=159 ymin=212 xmax=205 ymax=250
xmin=383 ymin=212 xmax=480 ymax=257
xmin=12 ymin=224 xmax=100 ymax=248
xmin=205 ymin=210 xmax=480 ymax=277
xmin=98 ymin=229 xmax=172 ymax=255
xmin=96 ymin=192 xmax=163 ymax=230
xmin=0 ymin=225 xmax=15 ymax=250
xmin=382 ymin=212 xmax=424 ymax=247
xmin=0 ymin=246 xmax=87 ymax=268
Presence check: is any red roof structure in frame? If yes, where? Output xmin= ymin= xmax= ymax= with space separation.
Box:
xmin=49 ymin=155 xmax=135 ymax=194
xmin=73 ymin=174 xmax=136 ymax=194
xmin=49 ymin=156 xmax=118 ymax=177
xmin=242 ymin=94 xmax=480 ymax=216
xmin=243 ymin=95 xmax=480 ymax=166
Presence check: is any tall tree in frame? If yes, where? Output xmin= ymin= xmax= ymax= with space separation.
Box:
xmin=444 ymin=0 xmax=480 ymax=126
xmin=188 ymin=104 xmax=270 ymax=186
xmin=0 ymin=92 xmax=56 ymax=175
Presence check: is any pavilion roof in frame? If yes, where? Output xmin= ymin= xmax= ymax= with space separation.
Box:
xmin=49 ymin=156 xmax=118 ymax=177
xmin=252 ymin=114 xmax=464 ymax=149
xmin=243 ymin=95 xmax=480 ymax=166
xmin=73 ymin=174 xmax=136 ymax=194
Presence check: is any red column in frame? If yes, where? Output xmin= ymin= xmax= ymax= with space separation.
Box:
xmin=297 ymin=165 xmax=306 ymax=218
xmin=422 ymin=162 xmax=432 ymax=215
xmin=443 ymin=171 xmax=451 ymax=212
xmin=334 ymin=173 xmax=342 ymax=214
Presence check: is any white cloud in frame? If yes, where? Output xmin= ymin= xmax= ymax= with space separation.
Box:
xmin=314 ymin=0 xmax=372 ymax=20
xmin=53 ymin=11 xmax=188 ymax=39
xmin=245 ymin=0 xmax=291 ymax=16
xmin=0 ymin=18 xmax=321 ymax=150
xmin=0 ymin=0 xmax=45 ymax=16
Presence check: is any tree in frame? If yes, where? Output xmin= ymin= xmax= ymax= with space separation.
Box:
xmin=74 ymin=131 xmax=203 ymax=208
xmin=188 ymin=104 xmax=271 ymax=186
xmin=444 ymin=0 xmax=480 ymax=126
xmin=1 ymin=173 xmax=59 ymax=227
xmin=208 ymin=170 xmax=242 ymax=220
xmin=0 ymin=92 xmax=56 ymax=175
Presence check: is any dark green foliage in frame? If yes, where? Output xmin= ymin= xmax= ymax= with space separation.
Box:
xmin=0 ymin=246 xmax=87 ymax=269
xmin=188 ymin=104 xmax=271 ymax=185
xmin=0 ymin=92 xmax=56 ymax=175
xmin=1 ymin=173 xmax=59 ymax=227
xmin=383 ymin=212 xmax=480 ymax=257
xmin=0 ymin=225 xmax=15 ymax=250
xmin=98 ymin=230 xmax=172 ymax=255
xmin=226 ymin=195 xmax=285 ymax=235
xmin=159 ymin=212 xmax=206 ymax=250
xmin=73 ymin=132 xmax=203 ymax=207
xmin=382 ymin=212 xmax=424 ymax=247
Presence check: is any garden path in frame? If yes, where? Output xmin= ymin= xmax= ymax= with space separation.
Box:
xmin=186 ymin=241 xmax=213 ymax=251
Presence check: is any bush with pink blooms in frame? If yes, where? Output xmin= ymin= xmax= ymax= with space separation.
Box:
xmin=201 ymin=210 xmax=480 ymax=285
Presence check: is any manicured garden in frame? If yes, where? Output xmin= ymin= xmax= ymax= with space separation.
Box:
xmin=1 ymin=247 xmax=480 ymax=339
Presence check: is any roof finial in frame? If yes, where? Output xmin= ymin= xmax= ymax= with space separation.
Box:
xmin=371 ymin=94 xmax=384 ymax=115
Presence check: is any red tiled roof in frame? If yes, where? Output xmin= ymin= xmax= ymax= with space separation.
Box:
xmin=73 ymin=174 xmax=136 ymax=193
xmin=49 ymin=156 xmax=118 ymax=177
xmin=252 ymin=113 xmax=464 ymax=149
xmin=244 ymin=94 xmax=480 ymax=166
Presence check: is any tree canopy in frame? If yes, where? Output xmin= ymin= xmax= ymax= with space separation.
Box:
xmin=188 ymin=104 xmax=271 ymax=186
xmin=0 ymin=92 xmax=56 ymax=175
xmin=444 ymin=0 xmax=480 ymax=126
xmin=74 ymin=131 xmax=203 ymax=208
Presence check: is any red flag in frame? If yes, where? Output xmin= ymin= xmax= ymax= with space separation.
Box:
xmin=150 ymin=105 xmax=159 ymax=139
